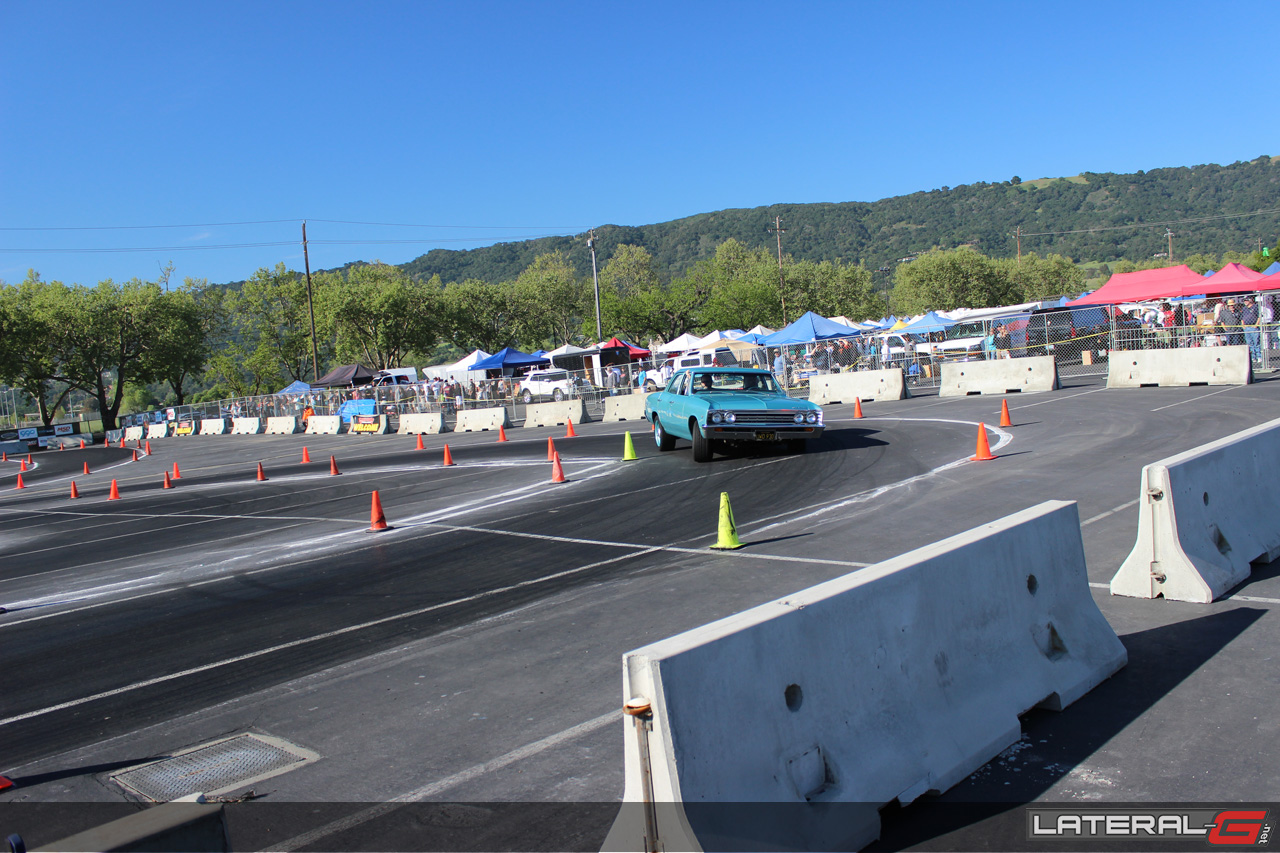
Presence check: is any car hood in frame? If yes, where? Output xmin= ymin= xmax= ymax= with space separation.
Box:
xmin=702 ymin=392 xmax=815 ymax=411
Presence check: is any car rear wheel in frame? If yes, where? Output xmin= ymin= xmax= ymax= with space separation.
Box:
xmin=691 ymin=420 xmax=715 ymax=463
xmin=654 ymin=416 xmax=675 ymax=451
xmin=522 ymin=390 xmax=533 ymax=404
xmin=552 ymin=388 xmax=564 ymax=402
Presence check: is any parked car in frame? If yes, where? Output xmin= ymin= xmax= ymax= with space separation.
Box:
xmin=1025 ymin=307 xmax=1109 ymax=357
xmin=517 ymin=369 xmax=576 ymax=403
xmin=644 ymin=367 xmax=824 ymax=462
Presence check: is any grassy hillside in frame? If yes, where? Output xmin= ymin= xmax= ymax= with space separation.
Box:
xmin=396 ymin=156 xmax=1280 ymax=284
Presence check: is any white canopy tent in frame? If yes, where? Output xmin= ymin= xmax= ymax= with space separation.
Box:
xmin=656 ymin=332 xmax=703 ymax=353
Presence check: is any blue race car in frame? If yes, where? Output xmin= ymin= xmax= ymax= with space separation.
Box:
xmin=643 ymin=367 xmax=824 ymax=462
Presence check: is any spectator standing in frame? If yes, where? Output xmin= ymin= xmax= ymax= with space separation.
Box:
xmin=1240 ymin=296 xmax=1261 ymax=362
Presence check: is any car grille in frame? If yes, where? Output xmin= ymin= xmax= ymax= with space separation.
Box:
xmin=726 ymin=410 xmax=803 ymax=424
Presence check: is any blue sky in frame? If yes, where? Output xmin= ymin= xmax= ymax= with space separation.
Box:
xmin=2 ymin=0 xmax=1276 ymax=286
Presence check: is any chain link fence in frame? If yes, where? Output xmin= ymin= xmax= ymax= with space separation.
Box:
xmin=120 ymin=297 xmax=1280 ymax=431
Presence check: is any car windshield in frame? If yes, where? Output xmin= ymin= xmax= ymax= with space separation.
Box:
xmin=690 ymin=372 xmax=779 ymax=393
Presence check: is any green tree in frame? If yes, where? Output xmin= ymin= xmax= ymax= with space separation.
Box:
xmin=1000 ymin=252 xmax=1086 ymax=301
xmin=0 ymin=273 xmax=74 ymax=426
xmin=892 ymin=248 xmax=1018 ymax=314
xmin=510 ymin=252 xmax=585 ymax=347
xmin=596 ymin=245 xmax=663 ymax=342
xmin=441 ymin=279 xmax=517 ymax=353
xmin=317 ymin=264 xmax=440 ymax=369
xmin=233 ymin=263 xmax=319 ymax=382
xmin=143 ymin=276 xmax=221 ymax=406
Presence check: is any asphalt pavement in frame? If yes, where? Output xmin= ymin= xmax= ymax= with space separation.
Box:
xmin=1 ymin=375 xmax=1278 ymax=851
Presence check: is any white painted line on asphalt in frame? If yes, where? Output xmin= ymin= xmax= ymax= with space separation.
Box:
xmin=1088 ymin=581 xmax=1280 ymax=606
xmin=0 ymin=546 xmax=667 ymax=727
xmin=268 ymin=710 xmax=621 ymax=852
xmin=744 ymin=418 xmax=1012 ymax=538
xmin=1150 ymin=386 xmax=1240 ymax=412
xmin=1081 ymin=499 xmax=1139 ymax=526
xmin=995 ymin=386 xmax=1110 ymax=413
xmin=426 ymin=522 xmax=872 ymax=569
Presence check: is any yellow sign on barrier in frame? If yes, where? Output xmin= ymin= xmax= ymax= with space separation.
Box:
xmin=174 ymin=421 xmax=196 ymax=436
xmin=351 ymin=415 xmax=383 ymax=434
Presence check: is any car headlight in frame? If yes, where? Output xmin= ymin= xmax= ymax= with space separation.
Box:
xmin=794 ymin=413 xmax=805 ymax=424
xmin=710 ymin=411 xmax=723 ymax=424
xmin=806 ymin=411 xmax=819 ymax=424
xmin=724 ymin=412 xmax=736 ymax=423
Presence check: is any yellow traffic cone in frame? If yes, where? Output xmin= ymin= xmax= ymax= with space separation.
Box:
xmin=622 ymin=431 xmax=637 ymax=461
xmin=710 ymin=491 xmax=744 ymax=550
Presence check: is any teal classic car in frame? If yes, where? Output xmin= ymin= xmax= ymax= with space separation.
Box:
xmin=644 ymin=367 xmax=824 ymax=462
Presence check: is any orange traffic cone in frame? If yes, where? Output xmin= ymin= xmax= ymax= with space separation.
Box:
xmin=546 ymin=436 xmax=556 ymax=461
xmin=25 ymin=454 xmax=32 ymax=464
xmin=415 ymin=434 xmax=424 ymax=450
xmin=329 ymin=455 xmax=341 ymax=476
xmin=256 ymin=462 xmax=268 ymax=481
xmin=1 ymin=451 xmax=6 ymax=461
xmin=172 ymin=462 xmax=181 ymax=480
xmin=69 ymin=481 xmax=79 ymax=499
xmin=108 ymin=479 xmax=120 ymax=500
xmin=999 ymin=399 xmax=1013 ymax=428
xmin=15 ymin=473 xmax=25 ymax=490
xmin=498 ymin=425 xmax=508 ymax=442
xmin=853 ymin=398 xmax=864 ymax=419
xmin=564 ymin=418 xmax=577 ymax=438
xmin=551 ymin=451 xmax=566 ymax=483
xmin=58 ymin=442 xmax=64 ymax=451
xmin=163 ymin=471 xmax=173 ymax=489
xmin=132 ymin=449 xmax=138 ymax=461
xmin=83 ymin=461 xmax=90 ymax=475
xmin=20 ymin=460 xmax=27 ymax=472
xmin=145 ymin=441 xmax=152 ymax=455
xmin=442 ymin=444 xmax=455 ymax=467
xmin=80 ymin=439 xmax=86 ymax=449
xmin=971 ymin=423 xmax=997 ymax=461
xmin=301 ymin=447 xmax=312 ymax=463
xmin=369 ymin=490 xmax=389 ymax=531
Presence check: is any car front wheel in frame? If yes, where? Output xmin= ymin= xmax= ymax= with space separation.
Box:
xmin=522 ymin=390 xmax=533 ymax=404
xmin=654 ymin=416 xmax=675 ymax=451
xmin=691 ymin=420 xmax=715 ymax=463
xmin=552 ymin=388 xmax=564 ymax=402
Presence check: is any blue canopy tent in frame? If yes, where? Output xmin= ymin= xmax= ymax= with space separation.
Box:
xmin=275 ymin=379 xmax=314 ymax=395
xmin=471 ymin=347 xmax=551 ymax=373
xmin=759 ymin=311 xmax=862 ymax=346
xmin=896 ymin=311 xmax=958 ymax=336
xmin=1263 ymin=261 xmax=1280 ymax=275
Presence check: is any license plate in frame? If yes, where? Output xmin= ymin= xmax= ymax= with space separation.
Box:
xmin=755 ymin=431 xmax=777 ymax=441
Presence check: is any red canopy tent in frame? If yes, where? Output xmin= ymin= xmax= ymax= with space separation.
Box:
xmin=1191 ymin=262 xmax=1268 ymax=297
xmin=600 ymin=337 xmax=651 ymax=359
xmin=1066 ymin=265 xmax=1206 ymax=306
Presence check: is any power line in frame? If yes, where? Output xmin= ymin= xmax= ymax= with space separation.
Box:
xmin=307 ymin=218 xmax=590 ymax=230
xmin=0 ymin=219 xmax=300 ymax=232
xmin=0 ymin=234 xmax=574 ymax=254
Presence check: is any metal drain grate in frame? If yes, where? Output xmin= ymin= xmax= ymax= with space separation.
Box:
xmin=111 ymin=733 xmax=318 ymax=801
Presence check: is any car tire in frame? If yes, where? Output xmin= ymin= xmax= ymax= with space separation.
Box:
xmin=691 ymin=420 xmax=715 ymax=463
xmin=644 ymin=380 xmax=657 ymax=392
xmin=522 ymin=390 xmax=533 ymax=404
xmin=552 ymin=388 xmax=564 ymax=402
xmin=654 ymin=416 xmax=675 ymax=451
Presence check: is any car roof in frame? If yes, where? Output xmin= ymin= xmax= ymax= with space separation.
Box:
xmin=683 ymin=366 xmax=768 ymax=373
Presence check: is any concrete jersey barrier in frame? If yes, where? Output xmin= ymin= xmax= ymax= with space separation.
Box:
xmin=454 ymin=406 xmax=510 ymax=432
xmin=230 ymin=417 xmax=261 ymax=435
xmin=305 ymin=415 xmax=342 ymax=435
xmin=397 ymin=412 xmax=446 ymax=435
xmin=1106 ymin=345 xmax=1251 ymax=388
xmin=199 ymin=418 xmax=228 ymax=435
xmin=146 ymin=423 xmax=170 ymax=439
xmin=264 ymin=416 xmax=299 ymax=435
xmin=601 ymin=393 xmax=651 ymax=422
xmin=939 ymin=355 xmax=1059 ymax=396
xmin=523 ymin=399 xmax=585 ymax=429
xmin=1110 ymin=415 xmax=1280 ymax=603
xmin=808 ymin=368 xmax=908 ymax=405
xmin=123 ymin=426 xmax=144 ymax=442
xmin=605 ymin=500 xmax=1126 ymax=852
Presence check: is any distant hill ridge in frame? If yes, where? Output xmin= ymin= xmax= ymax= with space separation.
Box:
xmin=391 ymin=156 xmax=1280 ymax=284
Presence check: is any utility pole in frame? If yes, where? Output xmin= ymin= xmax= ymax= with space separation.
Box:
xmin=301 ymin=221 xmax=320 ymax=382
xmin=1014 ymin=226 xmax=1023 ymax=263
xmin=769 ymin=216 xmax=788 ymax=324
xmin=1165 ymin=228 xmax=1174 ymax=262
xmin=587 ymin=229 xmax=602 ymax=341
